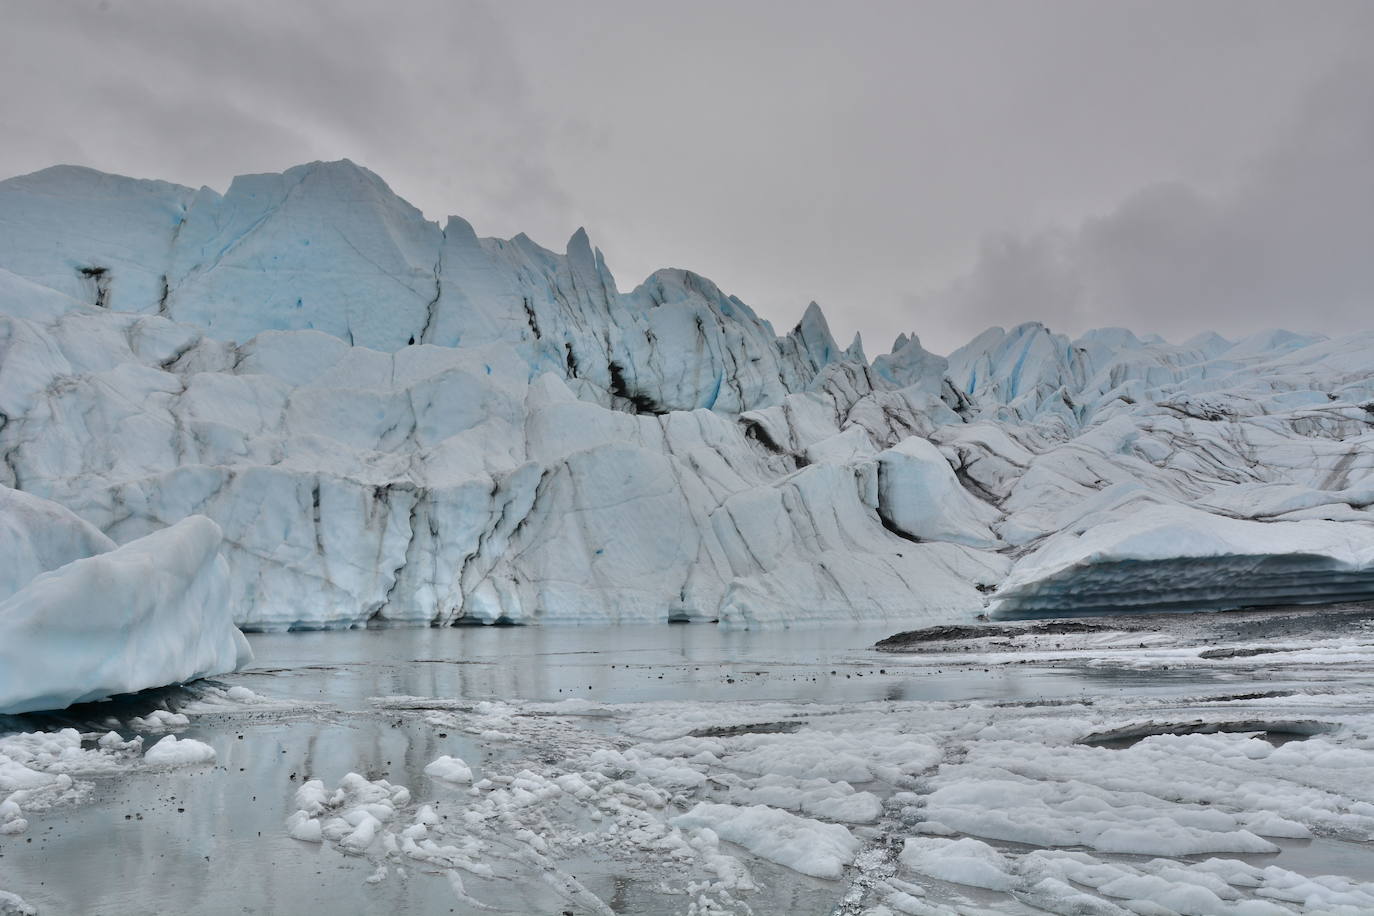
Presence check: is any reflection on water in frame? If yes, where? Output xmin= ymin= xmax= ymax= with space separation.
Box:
xmin=234 ymin=623 xmax=1244 ymax=710
xmin=1 ymin=716 xmax=474 ymax=916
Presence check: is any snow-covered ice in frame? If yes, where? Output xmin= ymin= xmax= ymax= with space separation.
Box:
xmin=6 ymin=158 xmax=1374 ymax=911
xmin=296 ymin=624 xmax=1374 ymax=913
xmin=671 ymin=803 xmax=861 ymax=879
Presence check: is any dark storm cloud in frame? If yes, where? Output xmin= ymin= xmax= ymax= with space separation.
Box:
xmin=2 ymin=0 xmax=1372 ymax=354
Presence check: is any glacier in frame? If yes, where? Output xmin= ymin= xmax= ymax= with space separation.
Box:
xmin=1 ymin=159 xmax=1373 ymax=637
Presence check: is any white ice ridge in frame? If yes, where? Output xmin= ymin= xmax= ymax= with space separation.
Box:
xmin=2 ymin=160 xmax=1374 ymax=627
xmin=0 ymin=511 xmax=252 ymax=715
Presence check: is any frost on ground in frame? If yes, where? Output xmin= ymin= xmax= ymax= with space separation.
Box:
xmin=266 ymin=651 xmax=1374 ymax=915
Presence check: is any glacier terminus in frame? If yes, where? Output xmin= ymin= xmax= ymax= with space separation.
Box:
xmin=2 ymin=160 xmax=1374 ymax=916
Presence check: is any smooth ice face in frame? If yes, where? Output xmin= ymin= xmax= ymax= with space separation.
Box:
xmin=875 ymin=437 xmax=1002 ymax=547
xmin=2 ymin=159 xmax=1374 ymax=629
xmin=164 ymin=162 xmax=443 ymax=350
xmin=0 ymin=516 xmax=251 ymax=715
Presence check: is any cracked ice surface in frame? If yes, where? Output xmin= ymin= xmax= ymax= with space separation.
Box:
xmin=2 ymin=619 xmax=1373 ymax=913
xmin=267 ymin=664 xmax=1374 ymax=912
xmin=299 ymin=646 xmax=1374 ymax=914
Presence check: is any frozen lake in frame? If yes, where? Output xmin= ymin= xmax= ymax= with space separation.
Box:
xmin=3 ymin=610 xmax=1374 ymax=914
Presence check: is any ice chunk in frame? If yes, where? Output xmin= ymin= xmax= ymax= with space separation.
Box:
xmin=423 ymin=755 xmax=473 ymax=783
xmin=670 ymin=803 xmax=860 ymax=879
xmin=129 ymin=710 xmax=191 ymax=732
xmin=0 ymin=486 xmax=115 ymax=602
xmin=900 ymin=836 xmax=1016 ymax=890
xmin=0 ymin=516 xmax=252 ymax=714
xmin=143 ymin=735 xmax=216 ymax=766
xmin=0 ymin=888 xmax=37 ymax=916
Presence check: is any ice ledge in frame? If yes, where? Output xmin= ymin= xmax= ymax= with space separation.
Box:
xmin=990 ymin=504 xmax=1374 ymax=619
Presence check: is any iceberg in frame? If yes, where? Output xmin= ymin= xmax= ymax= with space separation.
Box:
xmin=0 ymin=515 xmax=251 ymax=715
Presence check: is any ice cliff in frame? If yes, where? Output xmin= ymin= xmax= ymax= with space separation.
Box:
xmin=2 ymin=159 xmax=1372 ymax=631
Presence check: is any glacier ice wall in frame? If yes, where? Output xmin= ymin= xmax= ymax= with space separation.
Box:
xmin=2 ymin=159 xmax=1373 ymax=627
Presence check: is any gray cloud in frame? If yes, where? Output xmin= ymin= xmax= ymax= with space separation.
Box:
xmin=0 ymin=0 xmax=573 ymax=233
xmin=2 ymin=0 xmax=1372 ymax=354
xmin=921 ymin=54 xmax=1374 ymax=348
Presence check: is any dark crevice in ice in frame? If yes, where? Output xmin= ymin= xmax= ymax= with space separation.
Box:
xmin=523 ymin=297 xmax=542 ymax=340
xmin=607 ymin=361 xmax=665 ymax=416
xmin=78 ymin=265 xmax=111 ymax=308
xmin=1078 ymin=718 xmax=1333 ymax=749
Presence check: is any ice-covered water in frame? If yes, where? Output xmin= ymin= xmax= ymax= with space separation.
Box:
xmin=2 ymin=615 xmax=1373 ymax=915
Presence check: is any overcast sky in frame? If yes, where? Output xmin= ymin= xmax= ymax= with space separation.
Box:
xmin=3 ymin=0 xmax=1371 ymax=354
